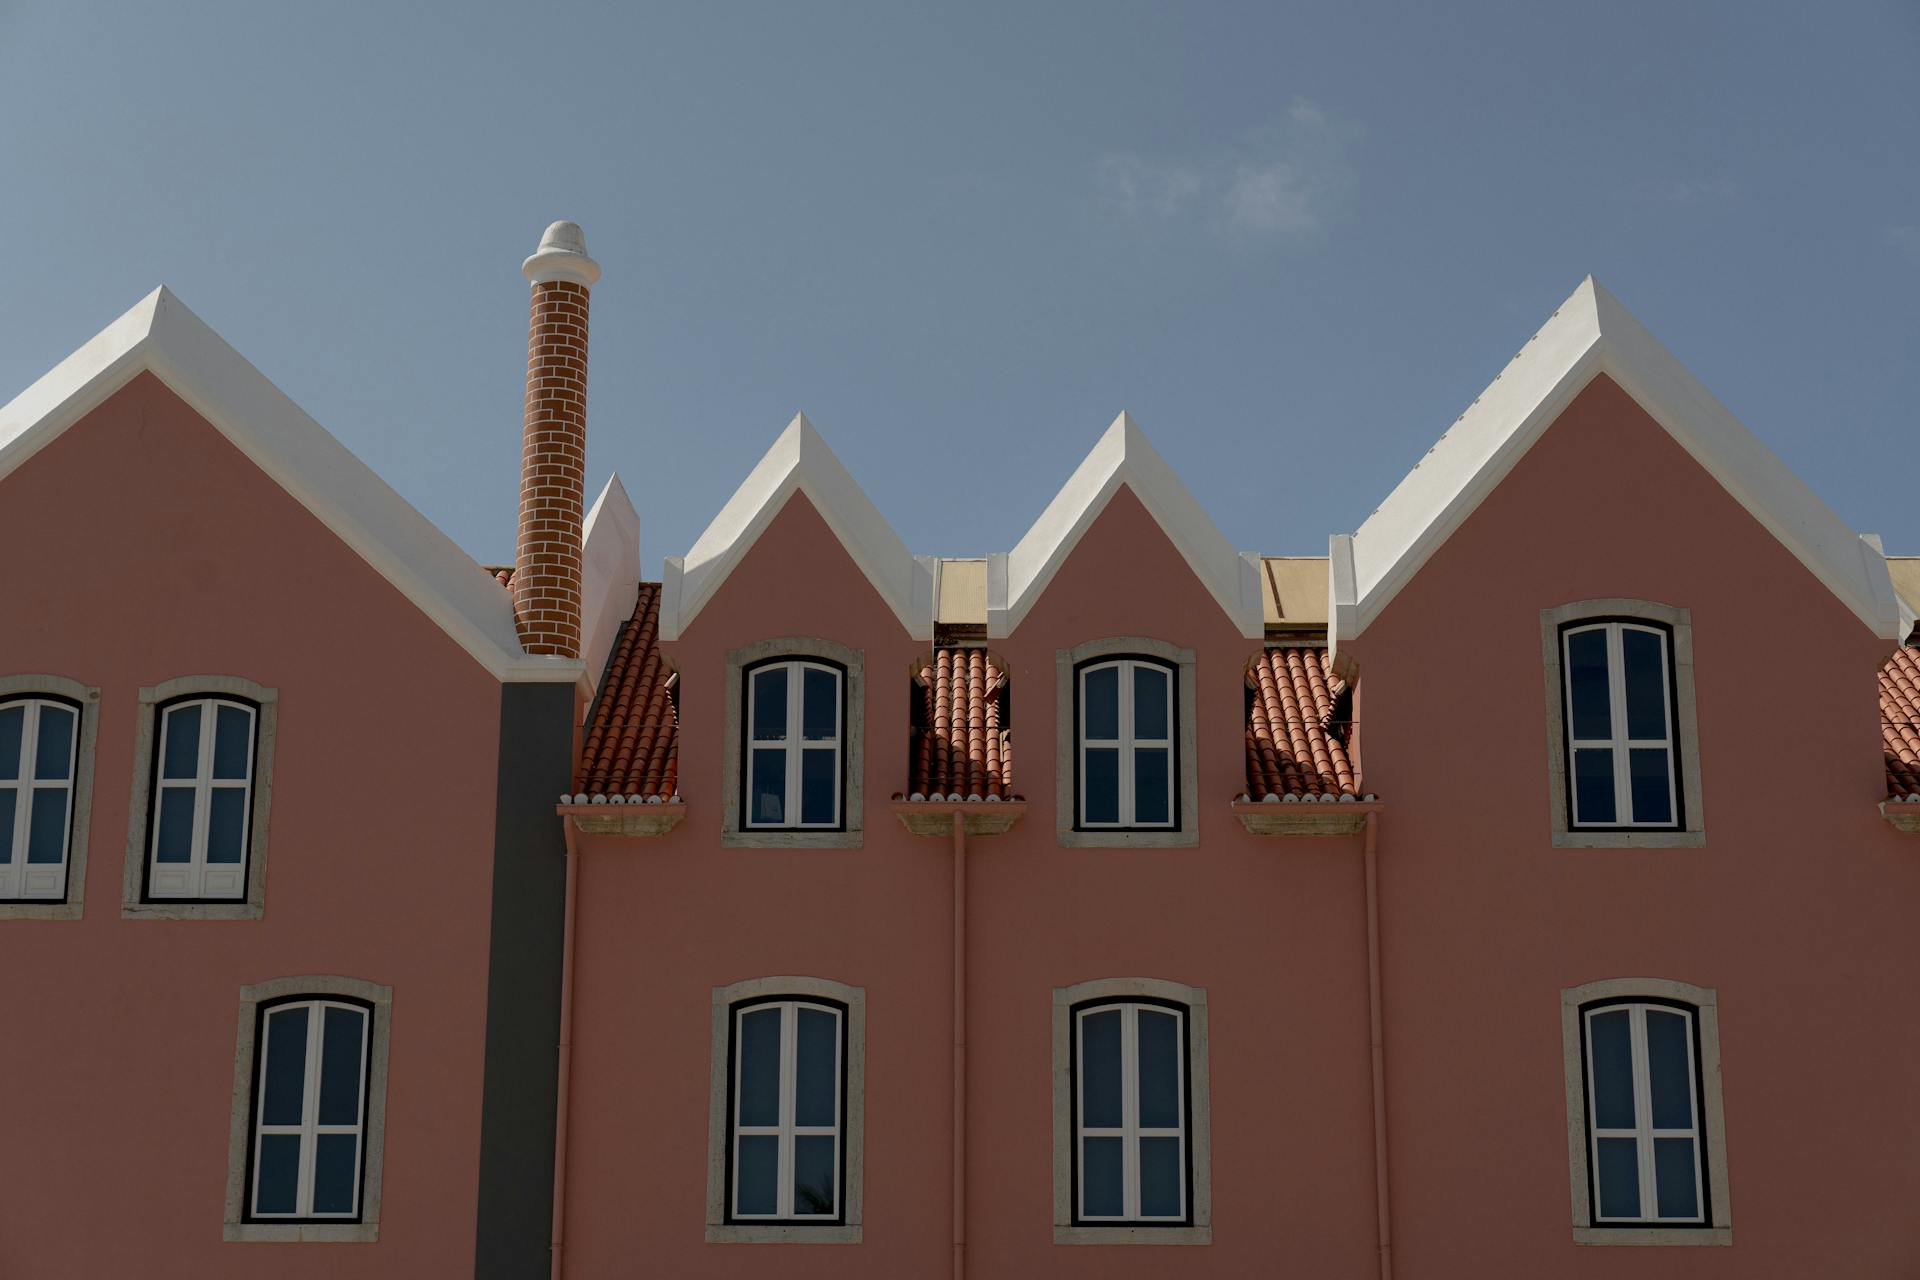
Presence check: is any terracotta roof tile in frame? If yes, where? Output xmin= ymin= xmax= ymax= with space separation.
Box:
xmin=1884 ymin=645 xmax=1920 ymax=798
xmin=485 ymin=564 xmax=516 ymax=588
xmin=910 ymin=647 xmax=1013 ymax=799
xmin=1245 ymin=647 xmax=1360 ymax=799
xmin=576 ymin=583 xmax=678 ymax=799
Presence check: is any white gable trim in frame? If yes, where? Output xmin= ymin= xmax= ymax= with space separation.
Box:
xmin=0 ymin=288 xmax=581 ymax=683
xmin=987 ymin=412 xmax=1263 ymax=639
xmin=1334 ymin=277 xmax=1902 ymax=646
xmin=580 ymin=472 xmax=642 ymax=698
xmin=657 ymin=413 xmax=934 ymax=641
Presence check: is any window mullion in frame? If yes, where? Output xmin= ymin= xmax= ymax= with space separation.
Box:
xmin=298 ymin=1002 xmax=324 ymax=1217
xmin=1605 ymin=629 xmax=1633 ymax=823
xmin=1121 ymin=1004 xmax=1139 ymax=1221
xmin=1118 ymin=664 xmax=1135 ymax=827
xmin=778 ymin=1002 xmax=797 ymax=1218
xmin=10 ymin=708 xmax=36 ymax=869
xmin=1629 ymin=1005 xmax=1656 ymax=1220
xmin=785 ymin=668 xmax=803 ymax=821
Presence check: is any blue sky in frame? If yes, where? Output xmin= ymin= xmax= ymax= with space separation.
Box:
xmin=3 ymin=2 xmax=1916 ymax=572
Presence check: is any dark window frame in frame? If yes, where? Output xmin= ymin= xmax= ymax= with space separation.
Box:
xmin=1071 ymin=654 xmax=1182 ymax=833
xmin=240 ymin=993 xmax=377 ymax=1227
xmin=721 ymin=993 xmax=852 ymax=1228
xmin=1576 ymin=994 xmax=1714 ymax=1231
xmin=1556 ymin=617 xmax=1685 ymax=833
xmin=738 ymin=656 xmax=850 ymax=834
xmin=1067 ymin=994 xmax=1196 ymax=1229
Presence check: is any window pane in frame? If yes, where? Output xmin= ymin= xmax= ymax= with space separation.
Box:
xmin=207 ymin=789 xmax=247 ymax=863
xmin=318 ymin=1007 xmax=366 ymax=1126
xmin=0 ymin=790 xmax=13 ymax=856
xmin=1572 ymin=750 xmax=1616 ymax=824
xmin=737 ymin=1007 xmax=782 ymax=1127
xmin=1083 ymin=666 xmax=1119 ymax=740
xmin=749 ymin=749 xmax=785 ymax=825
xmin=1629 ymin=749 xmax=1673 ymax=825
xmin=34 ymin=706 xmax=74 ymax=781
xmin=27 ymin=788 xmax=67 ymax=863
xmin=162 ymin=704 xmax=202 ymax=779
xmin=1133 ymin=749 xmax=1170 ymax=826
xmin=155 ymin=788 xmax=196 ymax=862
xmin=1645 ymin=1010 xmax=1694 ymax=1130
xmin=262 ymin=1006 xmax=311 ymax=1127
xmin=1140 ymin=1136 xmax=1182 ymax=1218
xmin=213 ymin=705 xmax=251 ymax=780
xmin=1596 ymin=1137 xmax=1641 ymax=1219
xmin=795 ymin=1007 xmax=838 ymax=1128
xmin=751 ymin=668 xmax=788 ymax=741
xmin=0 ymin=704 xmax=21 ymax=779
xmin=735 ymin=1135 xmax=778 ymax=1216
xmin=1081 ymin=1136 xmax=1124 ymax=1218
xmin=802 ymin=668 xmax=837 ymax=741
xmin=793 ymin=1134 xmax=837 ymax=1216
xmin=800 ymin=749 xmax=836 ymax=826
xmin=1588 ymin=1010 xmax=1635 ymax=1129
xmin=1133 ymin=666 xmax=1169 ymax=740
xmin=1083 ymin=748 xmax=1119 ymax=825
xmin=313 ymin=1133 xmax=359 ymax=1215
xmin=1653 ymin=1137 xmax=1700 ymax=1219
xmin=254 ymin=1133 xmax=302 ymax=1215
xmin=1137 ymin=1009 xmax=1180 ymax=1129
xmin=1080 ymin=1008 xmax=1123 ymax=1128
xmin=1566 ymin=629 xmax=1611 ymax=739
xmin=1622 ymin=629 xmax=1668 ymax=740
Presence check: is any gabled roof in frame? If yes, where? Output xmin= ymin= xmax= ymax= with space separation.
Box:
xmin=1331 ymin=277 xmax=1904 ymax=645
xmin=986 ymin=412 xmax=1263 ymax=639
xmin=0 ymin=287 xmax=578 ymax=682
xmin=658 ymin=413 xmax=934 ymax=641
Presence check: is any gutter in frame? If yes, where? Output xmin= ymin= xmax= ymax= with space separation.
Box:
xmin=951 ymin=810 xmax=968 ymax=1280
xmin=550 ymin=819 xmax=582 ymax=1279
xmin=1364 ymin=810 xmax=1393 ymax=1280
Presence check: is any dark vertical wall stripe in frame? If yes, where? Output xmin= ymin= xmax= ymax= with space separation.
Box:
xmin=474 ymin=681 xmax=572 ymax=1277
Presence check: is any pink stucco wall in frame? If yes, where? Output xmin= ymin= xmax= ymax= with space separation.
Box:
xmin=0 ymin=374 xmax=504 ymax=1275
xmin=1352 ymin=375 xmax=1918 ymax=1275
xmin=564 ymin=487 xmax=1379 ymax=1275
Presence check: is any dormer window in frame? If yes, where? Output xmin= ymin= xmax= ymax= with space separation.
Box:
xmin=744 ymin=658 xmax=845 ymax=831
xmin=1560 ymin=621 xmax=1679 ymax=829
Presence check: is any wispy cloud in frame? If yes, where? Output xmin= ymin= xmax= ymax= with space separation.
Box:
xmin=1888 ymin=225 xmax=1920 ymax=266
xmin=1096 ymin=98 xmax=1360 ymax=241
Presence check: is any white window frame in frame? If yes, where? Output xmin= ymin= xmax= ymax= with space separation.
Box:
xmin=1583 ymin=1001 xmax=1704 ymax=1226
xmin=124 ymin=676 xmax=278 ymax=920
xmin=1074 ymin=1001 xmax=1188 ymax=1224
xmin=0 ymin=676 xmax=98 ymax=921
xmin=728 ymin=999 xmax=845 ymax=1222
xmin=1561 ymin=621 xmax=1678 ymax=829
xmin=1559 ymin=977 xmax=1731 ymax=1246
xmin=743 ymin=660 xmax=843 ymax=831
xmin=1052 ymin=977 xmax=1211 ymax=1246
xmin=249 ymin=998 xmax=372 ymax=1222
xmin=225 ymin=975 xmax=391 ymax=1244
xmin=721 ymin=640 xmax=865 ymax=850
xmin=0 ymin=695 xmax=81 ymax=901
xmin=146 ymin=696 xmax=257 ymax=900
xmin=707 ymin=975 xmax=866 ymax=1244
xmin=1076 ymin=658 xmax=1176 ymax=831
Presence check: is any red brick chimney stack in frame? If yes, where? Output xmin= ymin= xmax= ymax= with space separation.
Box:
xmin=514 ymin=221 xmax=601 ymax=657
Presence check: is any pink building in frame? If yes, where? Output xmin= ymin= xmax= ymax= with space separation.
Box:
xmin=2 ymin=224 xmax=1917 ymax=1277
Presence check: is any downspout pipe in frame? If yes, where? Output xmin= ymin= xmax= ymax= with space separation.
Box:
xmin=550 ymin=819 xmax=582 ymax=1280
xmin=951 ymin=810 xmax=968 ymax=1280
xmin=1364 ymin=810 xmax=1393 ymax=1280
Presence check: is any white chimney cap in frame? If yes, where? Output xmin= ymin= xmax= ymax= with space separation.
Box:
xmin=523 ymin=220 xmax=602 ymax=287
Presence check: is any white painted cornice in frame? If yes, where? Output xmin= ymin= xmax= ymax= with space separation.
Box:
xmin=0 ymin=287 xmax=582 ymax=683
xmin=986 ymin=412 xmax=1263 ymax=639
xmin=657 ymin=413 xmax=934 ymax=641
xmin=580 ymin=472 xmax=642 ymax=696
xmin=1336 ymin=276 xmax=1903 ymax=647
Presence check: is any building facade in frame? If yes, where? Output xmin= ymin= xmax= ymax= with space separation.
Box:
xmin=2 ymin=224 xmax=1917 ymax=1276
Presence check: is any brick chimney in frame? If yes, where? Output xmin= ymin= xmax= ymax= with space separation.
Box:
xmin=514 ymin=220 xmax=601 ymax=657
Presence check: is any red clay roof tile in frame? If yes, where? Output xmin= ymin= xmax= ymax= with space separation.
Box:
xmin=576 ymin=583 xmax=677 ymax=799
xmin=910 ymin=647 xmax=1013 ymax=799
xmin=1884 ymin=646 xmax=1920 ymax=798
xmin=1245 ymin=647 xmax=1360 ymax=799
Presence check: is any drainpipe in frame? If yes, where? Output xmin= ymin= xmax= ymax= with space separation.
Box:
xmin=951 ymin=809 xmax=968 ymax=1280
xmin=1364 ymin=810 xmax=1393 ymax=1280
xmin=550 ymin=819 xmax=582 ymax=1280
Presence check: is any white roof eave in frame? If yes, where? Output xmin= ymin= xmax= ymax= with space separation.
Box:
xmin=987 ymin=412 xmax=1263 ymax=640
xmin=1338 ymin=277 xmax=1902 ymax=646
xmin=0 ymin=287 xmax=581 ymax=684
xmin=657 ymin=413 xmax=934 ymax=642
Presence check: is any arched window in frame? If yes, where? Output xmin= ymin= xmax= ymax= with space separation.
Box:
xmin=0 ymin=694 xmax=82 ymax=900
xmin=743 ymin=658 xmax=845 ymax=830
xmin=1560 ymin=978 xmax=1731 ymax=1245
xmin=147 ymin=695 xmax=259 ymax=899
xmin=1075 ymin=657 xmax=1177 ymax=830
xmin=1560 ymin=621 xmax=1680 ymax=829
